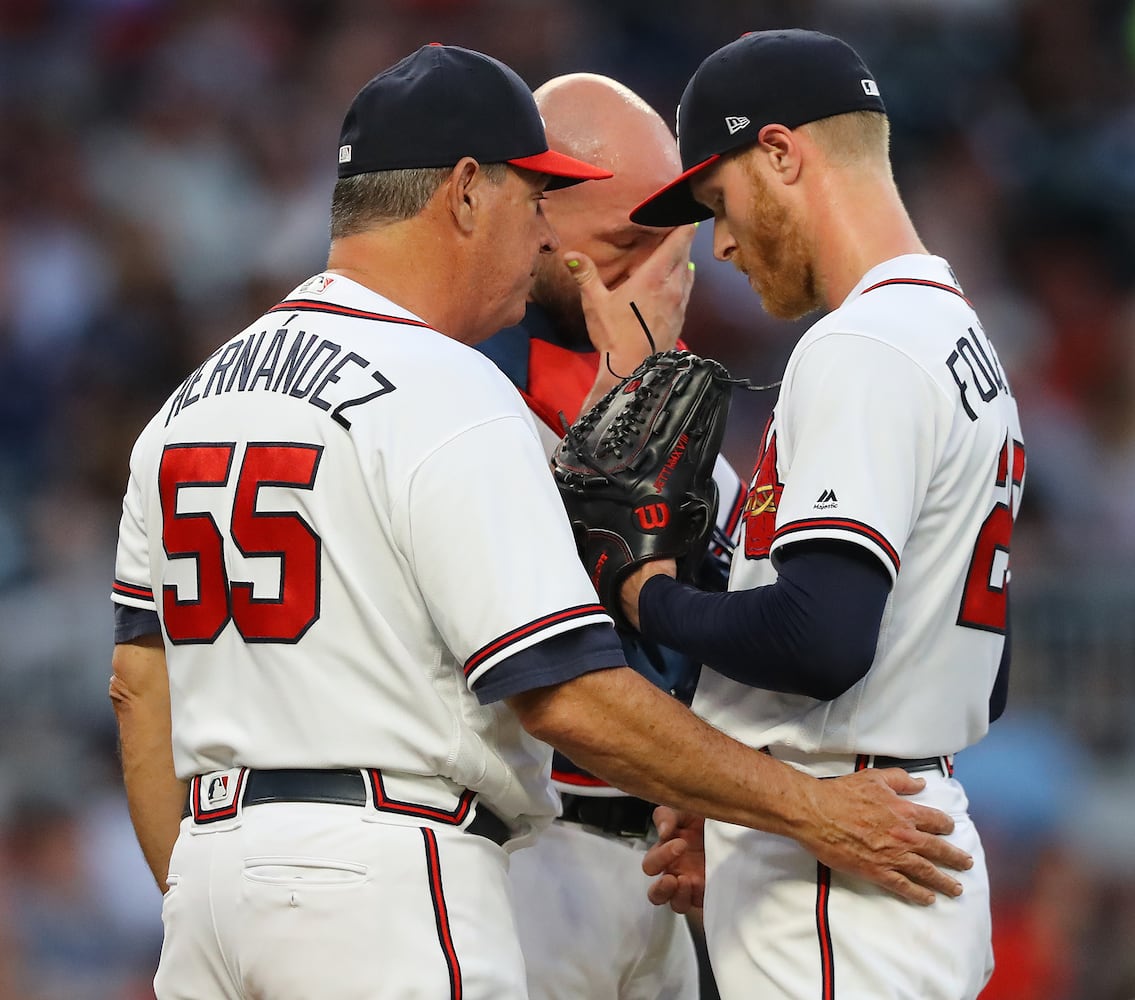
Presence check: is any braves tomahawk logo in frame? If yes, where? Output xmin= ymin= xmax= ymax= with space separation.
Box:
xmin=742 ymin=418 xmax=783 ymax=559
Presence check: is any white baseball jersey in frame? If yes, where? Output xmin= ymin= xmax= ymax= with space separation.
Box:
xmin=112 ymin=272 xmax=615 ymax=831
xmin=696 ymin=253 xmax=1010 ymax=1000
xmin=693 ymin=253 xmax=1025 ymax=759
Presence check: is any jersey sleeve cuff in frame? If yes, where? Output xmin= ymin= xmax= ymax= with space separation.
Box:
xmin=462 ymin=603 xmax=612 ymax=688
xmin=112 ymin=579 xmax=157 ymax=610
xmin=471 ymin=623 xmax=625 ymax=704
xmin=771 ymin=518 xmax=900 ymax=582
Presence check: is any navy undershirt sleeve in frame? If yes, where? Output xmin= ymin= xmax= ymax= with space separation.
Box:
xmin=114 ymin=604 xmax=161 ymax=643
xmin=637 ymin=541 xmax=892 ymax=700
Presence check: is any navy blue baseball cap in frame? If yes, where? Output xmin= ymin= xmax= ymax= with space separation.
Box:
xmin=338 ymin=43 xmax=612 ymax=190
xmin=631 ymin=29 xmax=886 ymax=226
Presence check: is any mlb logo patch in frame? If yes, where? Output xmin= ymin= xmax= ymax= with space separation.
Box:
xmin=206 ymin=774 xmax=230 ymax=804
xmin=191 ymin=768 xmax=246 ymax=824
xmin=298 ymin=274 xmax=336 ymax=295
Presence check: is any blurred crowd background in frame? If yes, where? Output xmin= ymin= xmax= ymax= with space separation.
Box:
xmin=1 ymin=0 xmax=1134 ymax=997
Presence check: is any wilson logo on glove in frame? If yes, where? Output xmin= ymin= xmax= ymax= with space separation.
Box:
xmin=634 ymin=502 xmax=670 ymax=531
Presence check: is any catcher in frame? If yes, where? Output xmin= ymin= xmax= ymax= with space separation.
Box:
xmin=478 ymin=73 xmax=739 ymax=1000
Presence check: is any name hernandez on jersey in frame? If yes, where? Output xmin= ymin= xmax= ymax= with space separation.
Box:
xmin=696 ymin=255 xmax=1025 ymax=760
xmin=162 ymin=300 xmax=428 ymax=432
xmin=111 ymin=274 xmax=618 ymax=830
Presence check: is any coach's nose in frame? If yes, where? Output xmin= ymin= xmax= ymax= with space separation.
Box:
xmin=539 ymin=214 xmax=559 ymax=255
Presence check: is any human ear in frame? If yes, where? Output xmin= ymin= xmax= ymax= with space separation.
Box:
xmin=446 ymin=157 xmax=483 ymax=235
xmin=757 ymin=124 xmax=802 ymax=184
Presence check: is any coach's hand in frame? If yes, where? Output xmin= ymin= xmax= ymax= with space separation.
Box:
xmin=567 ymin=223 xmax=696 ymax=411
xmin=642 ymin=807 xmax=705 ymax=914
xmin=803 ymin=768 xmax=972 ymax=906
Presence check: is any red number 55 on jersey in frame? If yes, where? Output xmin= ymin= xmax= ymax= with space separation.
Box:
xmin=159 ymin=442 xmax=323 ymax=644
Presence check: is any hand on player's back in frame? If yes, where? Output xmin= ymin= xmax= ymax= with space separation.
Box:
xmin=568 ymin=224 xmax=696 ymax=410
xmin=643 ymin=770 xmax=974 ymax=911
xmin=802 ymin=767 xmax=972 ymax=906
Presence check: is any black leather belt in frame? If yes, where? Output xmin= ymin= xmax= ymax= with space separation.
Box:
xmin=862 ymin=755 xmax=952 ymax=777
xmin=558 ymin=792 xmax=657 ymax=839
xmin=183 ymin=768 xmax=510 ymax=845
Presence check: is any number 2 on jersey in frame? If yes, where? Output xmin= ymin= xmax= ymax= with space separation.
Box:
xmin=958 ymin=435 xmax=1025 ymax=633
xmin=159 ymin=442 xmax=323 ymax=644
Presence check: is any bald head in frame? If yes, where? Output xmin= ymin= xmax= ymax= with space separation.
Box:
xmin=529 ymin=74 xmax=684 ymax=344
xmin=534 ymin=73 xmax=680 ymax=181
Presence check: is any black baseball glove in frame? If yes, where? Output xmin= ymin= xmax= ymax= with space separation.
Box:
xmin=551 ymin=349 xmax=736 ymax=628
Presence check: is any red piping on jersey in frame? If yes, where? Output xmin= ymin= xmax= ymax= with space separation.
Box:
xmin=422 ymin=829 xmax=464 ymax=1000
xmin=551 ymin=770 xmax=611 ymax=788
xmin=774 ymin=517 xmax=900 ymax=574
xmin=860 ymin=277 xmax=972 ymax=307
xmin=367 ymin=771 xmax=476 ymax=825
xmin=113 ymin=580 xmax=155 ymax=601
xmin=267 ymin=299 xmax=434 ymax=327
xmin=464 ymin=603 xmax=607 ymax=677
xmin=815 ymin=862 xmax=836 ymax=1000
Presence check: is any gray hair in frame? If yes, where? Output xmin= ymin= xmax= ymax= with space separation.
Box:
xmin=330 ymin=162 xmax=509 ymax=238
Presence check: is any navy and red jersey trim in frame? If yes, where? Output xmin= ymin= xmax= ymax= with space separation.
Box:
xmin=861 ymin=277 xmax=972 ymax=307
xmin=267 ymin=299 xmax=434 ymax=328
xmin=774 ymin=517 xmax=900 ymax=575
xmin=113 ymin=579 xmax=155 ymax=602
xmin=421 ymin=829 xmax=464 ymax=999
xmin=464 ymin=604 xmax=606 ymax=678
xmin=367 ymin=770 xmax=476 ymax=826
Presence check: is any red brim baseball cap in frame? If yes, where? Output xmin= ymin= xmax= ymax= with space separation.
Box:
xmin=338 ymin=44 xmax=612 ymax=190
xmin=631 ymin=29 xmax=886 ymax=227
xmin=508 ymin=149 xmax=612 ymax=189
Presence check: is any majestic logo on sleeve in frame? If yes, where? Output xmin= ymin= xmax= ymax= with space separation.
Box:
xmin=742 ymin=419 xmax=783 ymax=559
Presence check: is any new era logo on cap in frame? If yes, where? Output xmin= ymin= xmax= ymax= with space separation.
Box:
xmin=338 ymin=144 xmax=352 ymax=164
xmin=631 ymin=29 xmax=889 ymax=227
